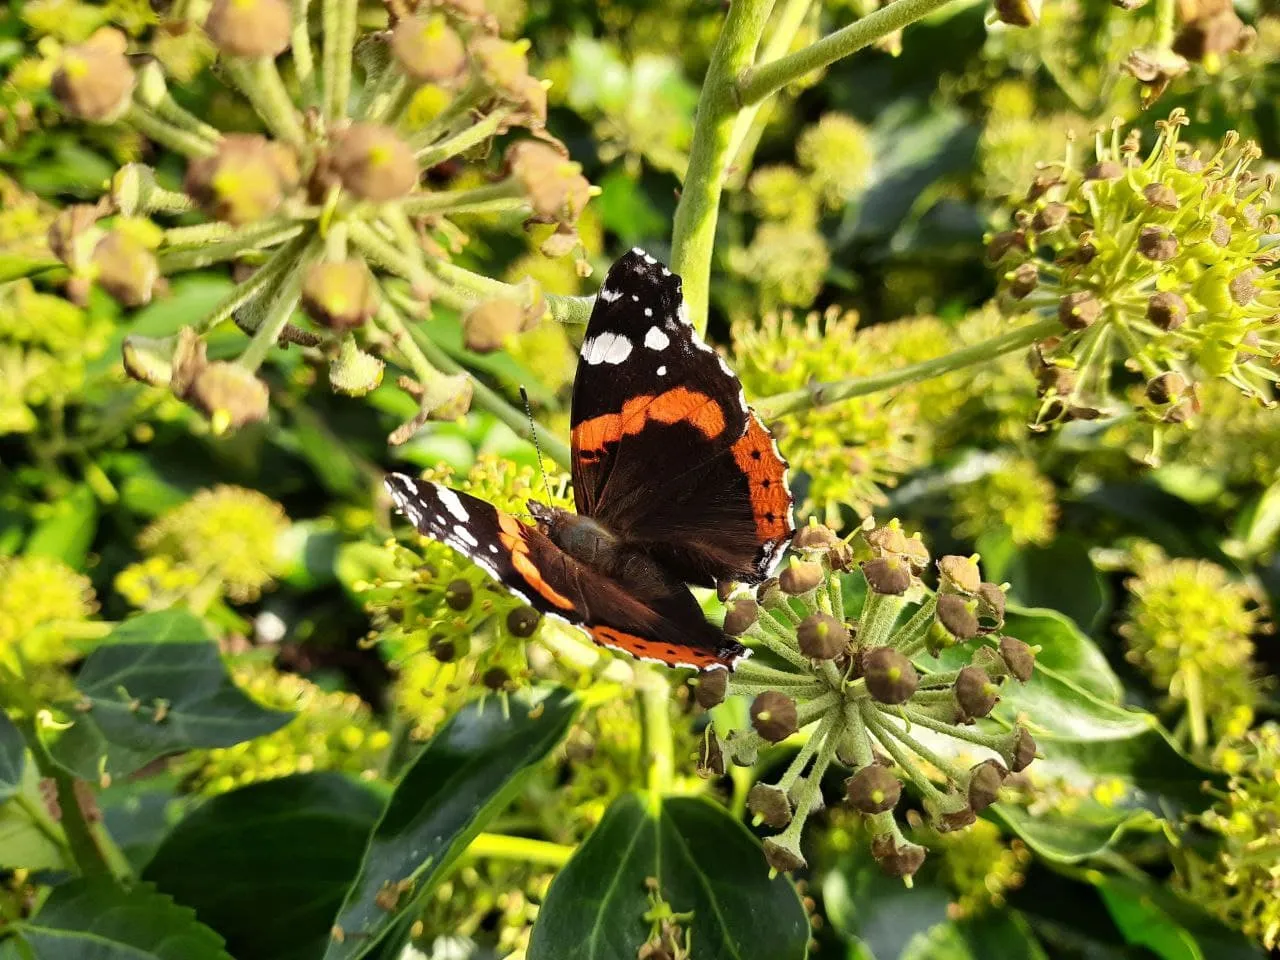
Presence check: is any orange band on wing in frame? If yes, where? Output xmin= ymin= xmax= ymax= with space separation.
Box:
xmin=572 ymin=387 xmax=725 ymax=452
xmin=589 ymin=625 xmax=727 ymax=670
xmin=732 ymin=416 xmax=791 ymax=541
xmin=496 ymin=512 xmax=575 ymax=610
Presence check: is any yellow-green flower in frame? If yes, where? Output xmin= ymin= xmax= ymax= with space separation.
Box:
xmin=0 ymin=555 xmax=97 ymax=666
xmin=727 ymin=223 xmax=830 ymax=311
xmin=925 ymin=816 xmax=1031 ymax=918
xmin=951 ymin=457 xmax=1059 ymax=547
xmin=747 ymin=165 xmax=820 ymax=227
xmin=796 ymin=113 xmax=873 ymax=210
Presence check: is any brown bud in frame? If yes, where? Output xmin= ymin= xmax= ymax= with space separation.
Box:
xmin=937 ymin=555 xmax=981 ymax=594
xmin=796 ymin=613 xmax=848 ymax=660
xmin=330 ymin=123 xmax=418 ymax=202
xmin=694 ymin=669 xmax=728 ymax=708
xmin=935 ymin=594 xmax=979 ymax=641
xmin=185 ymin=134 xmax=299 ymax=225
xmin=505 ymin=605 xmax=541 ymax=638
xmin=445 ymin=578 xmax=474 ymax=611
xmin=1143 ymin=182 xmax=1179 ymax=210
xmin=779 ymin=560 xmax=823 ymax=595
xmin=994 ymin=0 xmax=1039 ymax=26
xmin=985 ymin=229 xmax=1027 ymax=263
xmin=826 ymin=540 xmax=855 ymax=573
xmin=865 ymin=523 xmax=908 ymax=557
xmin=482 ymin=666 xmax=511 ymax=691
xmin=1230 ymin=268 xmax=1260 ymax=307
xmin=870 ymin=833 xmax=926 ymax=878
xmin=862 ymin=557 xmax=911 ymax=596
xmin=391 ymin=14 xmax=468 ymax=84
xmin=846 ymin=765 xmax=901 ymax=814
xmin=1146 ymin=291 xmax=1187 ymax=331
xmin=792 ymin=522 xmax=839 ymax=551
xmin=1210 ymin=215 xmax=1231 ymax=247
xmin=1058 ymin=291 xmax=1102 ymax=330
xmin=1145 ymin=371 xmax=1189 ymax=405
xmin=205 ymin=0 xmax=291 ymax=57
xmin=936 ymin=804 xmax=978 ymax=832
xmin=762 ymin=837 xmax=806 ymax=873
xmin=1005 ymin=727 xmax=1037 ymax=772
xmin=976 ymin=583 xmax=1007 ymax=632
xmin=1008 ymin=262 xmax=1038 ymax=299
xmin=966 ymin=759 xmax=1007 ymax=813
xmin=998 ymin=636 xmax=1036 ymax=682
xmin=302 ymin=260 xmax=378 ymax=331
xmin=187 ymin=362 xmax=269 ymax=431
xmin=52 ymin=31 xmax=134 ymax=123
xmin=747 ymin=783 xmax=792 ymax=828
xmin=48 ymin=205 xmax=102 ymax=268
xmin=1173 ymin=9 xmax=1247 ymax=62
xmin=506 ymin=141 xmax=591 ymax=226
xmin=1137 ymin=225 xmax=1178 ymax=261
xmin=1036 ymin=363 xmax=1075 ymax=398
xmin=954 ymin=665 xmax=1000 ymax=721
xmin=429 ymin=634 xmax=457 ymax=662
xmin=751 ymin=691 xmax=798 ymax=743
xmin=697 ymin=730 xmax=725 ymax=777
xmin=862 ymin=647 xmax=918 ymax=704
xmin=722 ymin=598 xmax=759 ymax=637
xmin=463 ymin=299 xmax=525 ymax=353
xmin=1032 ymin=202 xmax=1068 ymax=231
xmin=92 ymin=232 xmax=159 ymax=307
xmin=1084 ymin=160 xmax=1124 ymax=181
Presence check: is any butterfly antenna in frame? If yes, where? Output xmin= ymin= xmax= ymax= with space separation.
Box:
xmin=520 ymin=385 xmax=555 ymax=503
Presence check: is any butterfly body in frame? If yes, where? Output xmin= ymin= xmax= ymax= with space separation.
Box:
xmin=386 ymin=249 xmax=794 ymax=670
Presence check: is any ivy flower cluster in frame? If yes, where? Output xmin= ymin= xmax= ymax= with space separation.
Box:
xmin=988 ymin=110 xmax=1279 ymax=430
xmin=698 ymin=519 xmax=1038 ymax=878
xmin=0 ymin=555 xmax=99 ymax=669
xmin=950 ymin=457 xmax=1059 ymax=548
xmin=45 ymin=0 xmax=591 ymax=443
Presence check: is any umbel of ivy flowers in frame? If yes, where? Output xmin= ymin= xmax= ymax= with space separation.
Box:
xmin=47 ymin=0 xmax=593 ymax=443
xmin=697 ymin=520 xmax=1038 ymax=879
xmin=988 ymin=109 xmax=1278 ymax=437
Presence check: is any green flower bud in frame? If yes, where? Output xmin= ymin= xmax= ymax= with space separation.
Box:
xmin=1058 ymin=291 xmax=1102 ymax=330
xmin=1146 ymin=291 xmax=1187 ymax=331
xmin=722 ymin=598 xmax=759 ymax=636
xmin=936 ymin=594 xmax=979 ymax=641
xmin=779 ymin=559 xmax=823 ymax=595
xmin=863 ymin=647 xmax=918 ymax=704
xmin=747 ymin=783 xmax=792 ymax=827
xmin=998 ymin=635 xmax=1036 ymax=682
xmin=1137 ymin=225 xmax=1178 ymax=261
xmin=329 ymin=337 xmax=384 ymax=396
xmin=445 ymin=578 xmax=474 ymax=611
xmin=303 ymin=260 xmax=378 ymax=331
xmin=505 ymin=605 xmax=541 ymax=638
xmin=205 ymin=0 xmax=292 ymax=57
xmin=966 ymin=759 xmax=1007 ymax=812
xmin=937 ymin=555 xmax=982 ymax=595
xmin=862 ymin=557 xmax=911 ymax=596
xmin=52 ymin=31 xmax=135 ymax=123
xmin=185 ymin=134 xmax=299 ymax=225
xmin=751 ymin=691 xmax=798 ymax=742
xmin=846 ymin=764 xmax=901 ymax=814
xmin=693 ymin=669 xmax=727 ymax=708
xmin=796 ymin=613 xmax=848 ymax=660
xmin=330 ymin=123 xmax=418 ymax=202
xmin=954 ymin=665 xmax=1000 ymax=721
xmin=92 ymin=231 xmax=159 ymax=307
xmin=390 ymin=14 xmax=467 ymax=84
xmin=463 ymin=299 xmax=526 ymax=353
xmin=871 ymin=832 xmax=926 ymax=877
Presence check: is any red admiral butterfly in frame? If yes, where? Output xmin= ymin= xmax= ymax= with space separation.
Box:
xmin=385 ymin=248 xmax=794 ymax=670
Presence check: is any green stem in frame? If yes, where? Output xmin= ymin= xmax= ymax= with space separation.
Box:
xmin=670 ymin=0 xmax=773 ymax=333
xmin=158 ymin=222 xmax=306 ymax=272
xmin=638 ymin=666 xmax=675 ymax=802
xmin=1153 ymin=0 xmax=1177 ymax=50
xmin=744 ymin=621 xmax=811 ymax=671
xmin=736 ymin=0 xmax=962 ymax=106
xmin=1181 ymin=663 xmax=1209 ymax=754
xmin=400 ymin=180 xmax=528 ymax=218
xmin=755 ymin=317 xmax=1059 ymax=419
xmin=776 ymin=709 xmax=837 ymax=791
xmin=323 ymin=0 xmax=359 ymax=122
xmin=415 ymin=108 xmax=511 ymax=166
xmin=236 ymin=237 xmax=316 ymax=371
xmin=348 ymin=219 xmax=432 ymax=291
xmin=374 ymin=291 xmax=470 ymax=415
xmin=195 ymin=233 xmax=311 ymax=334
xmin=292 ymin=0 xmax=317 ymax=108
xmin=124 ymin=102 xmax=218 ymax=158
xmin=224 ymin=57 xmax=305 ymax=146
xmin=463 ymin=832 xmax=575 ymax=867
xmin=897 ymin=704 xmax=1009 ymax=750
xmin=429 ymin=259 xmax=596 ymax=325
xmin=152 ymin=92 xmax=223 ymax=145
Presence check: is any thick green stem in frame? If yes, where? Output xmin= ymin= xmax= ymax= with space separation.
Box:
xmin=755 ymin=317 xmax=1059 ymax=419
xmin=195 ymin=233 xmax=311 ymax=334
xmin=1153 ymin=0 xmax=1177 ymax=50
xmin=736 ymin=0 xmax=962 ymax=106
xmin=670 ymin=0 xmax=774 ymax=333
xmin=374 ymin=291 xmax=470 ymax=416
xmin=464 ymin=832 xmax=575 ymax=867
xmin=124 ymin=103 xmax=217 ymax=158
xmin=292 ymin=0 xmax=317 ymax=107
xmin=323 ymin=0 xmax=359 ymax=122
xmin=415 ymin=108 xmax=511 ymax=166
xmin=237 ymin=237 xmax=315 ymax=371
xmin=158 ymin=222 xmax=306 ymax=272
xmin=224 ymin=57 xmax=306 ymax=146
xmin=401 ymin=180 xmax=528 ymax=218
xmin=430 ymin=259 xmax=596 ymax=325
xmin=638 ymin=666 xmax=675 ymax=802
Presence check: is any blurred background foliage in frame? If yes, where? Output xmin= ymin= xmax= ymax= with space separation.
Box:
xmin=2 ymin=0 xmax=1280 ymax=957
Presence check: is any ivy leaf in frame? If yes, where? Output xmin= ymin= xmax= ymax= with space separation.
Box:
xmin=8 ymin=878 xmax=232 ymax=960
xmin=23 ymin=484 xmax=98 ymax=569
xmin=528 ymin=793 xmax=808 ymax=960
xmin=0 ymin=763 xmax=73 ymax=872
xmin=144 ymin=773 xmax=382 ymax=960
xmin=1096 ymin=876 xmax=1266 ymax=960
xmin=45 ymin=610 xmax=293 ymax=781
xmin=322 ymin=687 xmax=578 ymax=960
xmin=0 ymin=710 xmax=23 ymax=802
xmin=996 ymin=538 xmax=1111 ymax=633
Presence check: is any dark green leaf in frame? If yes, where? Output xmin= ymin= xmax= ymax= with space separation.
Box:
xmin=144 ymin=773 xmax=382 ymax=960
xmin=0 ymin=764 xmax=73 ymax=871
xmin=999 ymin=538 xmax=1110 ymax=632
xmin=1233 ymin=478 xmax=1280 ymax=560
xmin=0 ymin=710 xmax=23 ymax=802
xmin=900 ymin=914 xmax=1048 ymax=960
xmin=323 ymin=688 xmax=578 ymax=960
xmin=10 ymin=878 xmax=231 ymax=960
xmin=596 ymin=169 xmax=666 ymax=243
xmin=1096 ymin=876 xmax=1265 ymax=960
xmin=528 ymin=793 xmax=808 ymax=960
xmin=823 ymin=842 xmax=950 ymax=960
xmin=46 ymin=611 xmax=293 ymax=780
xmin=23 ymin=485 xmax=98 ymax=569
xmin=98 ymin=774 xmax=184 ymax=873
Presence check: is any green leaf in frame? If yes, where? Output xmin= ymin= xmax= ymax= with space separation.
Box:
xmin=1232 ymin=477 xmax=1280 ymax=560
xmin=10 ymin=878 xmax=232 ymax=960
xmin=1096 ymin=876 xmax=1265 ymax=960
xmin=998 ymin=538 xmax=1110 ymax=632
xmin=597 ymin=169 xmax=667 ymax=243
xmin=0 ymin=254 xmax=60 ymax=283
xmin=323 ymin=688 xmax=579 ymax=960
xmin=528 ymin=793 xmax=808 ymax=960
xmin=823 ymin=843 xmax=951 ymax=960
xmin=900 ymin=914 xmax=1048 ymax=960
xmin=23 ymin=485 xmax=98 ymax=569
xmin=144 ymin=773 xmax=382 ymax=960
xmin=0 ymin=764 xmax=73 ymax=872
xmin=46 ymin=611 xmax=293 ymax=780
xmin=0 ymin=710 xmax=23 ymax=802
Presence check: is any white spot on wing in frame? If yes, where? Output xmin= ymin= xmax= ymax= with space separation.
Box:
xmin=581 ymin=332 xmax=633 ymax=365
xmin=454 ymin=526 xmax=479 ymax=547
xmin=599 ymin=287 xmax=622 ymax=303
xmin=644 ymin=326 xmax=670 ymax=351
xmin=657 ymin=365 xmax=667 ymax=376
xmin=435 ymin=485 xmax=470 ymax=523
xmin=488 ymin=543 xmax=499 ymax=553
xmin=644 ymin=307 xmax=653 ymax=317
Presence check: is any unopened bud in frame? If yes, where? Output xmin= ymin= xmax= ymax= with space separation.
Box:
xmin=935 ymin=594 xmax=979 ymax=640
xmin=693 ymin=669 xmax=727 ymax=708
xmin=1058 ymin=291 xmax=1102 ymax=330
xmin=303 ymin=260 xmax=378 ymax=331
xmin=330 ymin=123 xmax=418 ymax=202
xmin=205 ymin=0 xmax=292 ymax=57
xmin=846 ymin=765 xmax=901 ymax=814
xmin=463 ymin=299 xmax=525 ymax=353
xmin=751 ymin=691 xmax=798 ymax=743
xmin=391 ymin=14 xmax=467 ymax=84
xmin=506 ymin=605 xmax=541 ymax=638
xmin=1031 ymin=202 xmax=1068 ymax=231
xmin=185 ymin=134 xmax=299 ymax=225
xmin=445 ymin=578 xmax=474 ymax=611
xmin=792 ymin=522 xmax=839 ymax=551
xmin=863 ymin=647 xmax=918 ymax=704
xmin=1004 ymin=726 xmax=1037 ymax=772
xmin=506 ymin=141 xmax=592 ymax=226
xmin=747 ymin=783 xmax=792 ymax=827
xmin=954 ymin=665 xmax=1000 ymax=721
xmin=188 ymin=362 xmax=270 ymax=431
xmin=1008 ymin=262 xmax=1038 ymax=299
xmin=1145 ymin=371 xmax=1188 ymax=405
xmin=937 ymin=555 xmax=981 ymax=594
xmin=998 ymin=636 xmax=1036 ymax=682
xmin=779 ymin=559 xmax=823 ymax=595
xmin=870 ymin=833 xmax=925 ymax=877
xmin=92 ymin=231 xmax=159 ymax=307
xmin=862 ymin=557 xmax=911 ymax=595
xmin=482 ymin=666 xmax=511 ymax=691
xmin=722 ymin=598 xmax=759 ymax=636
xmin=796 ymin=613 xmax=848 ymax=660
xmin=1137 ymin=225 xmax=1178 ymax=261
xmin=52 ymin=31 xmax=134 ymax=123
xmin=966 ymin=759 xmax=1007 ymax=812
xmin=762 ymin=836 xmax=807 ymax=873
xmin=1146 ymin=291 xmax=1187 ymax=331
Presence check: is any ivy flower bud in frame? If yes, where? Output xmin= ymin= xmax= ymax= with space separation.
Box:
xmin=751 ymin=691 xmax=798 ymax=743
xmin=1002 ymin=727 xmax=1037 ymax=772
xmin=722 ymin=598 xmax=759 ymax=636
xmin=330 ymin=124 xmax=418 ymax=202
xmin=986 ymin=229 xmax=1027 ymax=262
xmin=1008 ymin=263 xmax=1038 ymax=299
xmin=779 ymin=559 xmax=823 ymax=595
xmin=846 ymin=765 xmax=901 ymax=814
xmin=862 ymin=557 xmax=911 ymax=596
xmin=1145 ymin=371 xmax=1189 ymax=406
xmin=966 ymin=759 xmax=1007 ymax=812
xmin=1031 ymin=202 xmax=1068 ymax=231
xmin=976 ymin=583 xmax=1007 ymax=631
xmin=1058 ymin=291 xmax=1101 ymax=330
xmin=936 ymin=594 xmax=979 ymax=641
xmin=747 ymin=783 xmax=792 ymax=828
xmin=205 ymin=0 xmax=292 ymax=58
xmin=1137 ymin=225 xmax=1178 ymax=261
xmin=697 ymin=730 xmax=725 ymax=777
xmin=1143 ymin=182 xmax=1179 ymax=210
xmin=52 ymin=30 xmax=135 ymax=123
xmin=482 ymin=667 xmax=511 ymax=691
xmin=1085 ymin=160 xmax=1124 ymax=181
xmin=329 ymin=337 xmax=384 ymax=396
xmin=463 ymin=298 xmax=525 ymax=353
xmin=954 ymin=665 xmax=1000 ymax=721
xmin=871 ymin=833 xmax=926 ymax=878
xmin=391 ymin=14 xmax=468 ymax=84
xmin=186 ymin=362 xmax=270 ymax=432
xmin=762 ymin=835 xmax=806 ymax=874
xmin=937 ymin=555 xmax=981 ymax=595
xmin=1173 ymin=8 xmax=1248 ymax=63
xmin=693 ymin=669 xmax=727 ymax=708
xmin=444 ymin=578 xmax=474 ymax=611
xmin=506 ymin=141 xmax=591 ymax=226
xmin=505 ymin=606 xmax=540 ymax=638
xmin=863 ymin=647 xmax=918 ymax=704
xmin=1146 ymin=291 xmax=1187 ymax=331
xmin=797 ymin=613 xmax=848 ymax=660
xmin=792 ymin=522 xmax=839 ymax=552
xmin=998 ymin=636 xmax=1036 ymax=682
xmin=185 ymin=134 xmax=299 ymax=225
xmin=303 ymin=260 xmax=378 ymax=331
xmin=92 ymin=231 xmax=159 ymax=307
